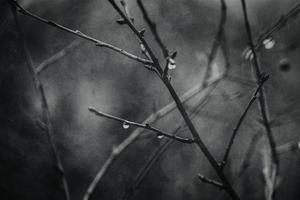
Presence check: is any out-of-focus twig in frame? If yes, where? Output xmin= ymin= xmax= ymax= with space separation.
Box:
xmin=35 ymin=40 xmax=81 ymax=74
xmin=88 ymin=107 xmax=196 ymax=144
xmin=9 ymin=3 xmax=71 ymax=200
xmin=220 ymin=74 xmax=269 ymax=168
xmin=225 ymin=74 xmax=256 ymax=87
xmin=203 ymin=0 xmax=227 ymax=86
xmin=276 ymin=140 xmax=300 ymax=155
xmin=240 ymin=1 xmax=279 ymax=199
xmin=10 ymin=0 xmax=153 ymax=66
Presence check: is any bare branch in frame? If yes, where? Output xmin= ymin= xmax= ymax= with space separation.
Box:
xmin=108 ymin=0 xmax=163 ymax=74
xmin=137 ymin=0 xmax=169 ymax=58
xmin=9 ymin=3 xmax=70 ymax=200
xmin=220 ymin=74 xmax=269 ymax=168
xmin=83 ymin=75 xmax=225 ymax=200
xmin=10 ymin=0 xmax=153 ymax=66
xmin=35 ymin=40 xmax=81 ymax=74
xmin=121 ymin=83 xmax=218 ymax=200
xmin=88 ymin=107 xmax=196 ymax=144
xmin=197 ymin=174 xmax=225 ymax=189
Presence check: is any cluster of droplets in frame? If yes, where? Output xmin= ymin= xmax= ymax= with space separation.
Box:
xmin=243 ymin=36 xmax=275 ymax=61
xmin=262 ymin=37 xmax=275 ymax=49
xmin=167 ymin=51 xmax=178 ymax=70
xmin=167 ymin=58 xmax=176 ymax=70
xmin=122 ymin=121 xmax=164 ymax=140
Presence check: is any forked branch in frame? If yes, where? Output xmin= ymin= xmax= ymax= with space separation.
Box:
xmin=83 ymin=73 xmax=226 ymax=200
xmin=137 ymin=0 xmax=169 ymax=58
xmin=108 ymin=0 xmax=240 ymax=199
xmin=220 ymin=74 xmax=270 ymax=168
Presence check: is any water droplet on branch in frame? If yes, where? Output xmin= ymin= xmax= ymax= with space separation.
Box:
xmin=243 ymin=47 xmax=254 ymax=61
xmin=157 ymin=134 xmax=164 ymax=139
xmin=122 ymin=122 xmax=130 ymax=129
xmin=263 ymin=37 xmax=275 ymax=49
xmin=167 ymin=58 xmax=176 ymax=69
xmin=140 ymin=43 xmax=146 ymax=52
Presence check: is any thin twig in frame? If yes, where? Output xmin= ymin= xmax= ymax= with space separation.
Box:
xmin=35 ymin=40 xmax=81 ymax=74
xmin=240 ymin=1 xmax=279 ymax=199
xmin=220 ymin=74 xmax=269 ymax=168
xmin=10 ymin=0 xmax=153 ymax=66
xmin=137 ymin=0 xmax=169 ymax=58
xmin=88 ymin=107 xmax=196 ymax=144
xmin=254 ymin=3 xmax=300 ymax=51
xmin=9 ymin=3 xmax=71 ymax=200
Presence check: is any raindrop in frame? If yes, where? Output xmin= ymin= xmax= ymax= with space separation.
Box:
xmin=140 ymin=43 xmax=146 ymax=52
xmin=168 ymin=58 xmax=176 ymax=69
xmin=243 ymin=47 xmax=254 ymax=61
xmin=263 ymin=37 xmax=275 ymax=49
xmin=157 ymin=134 xmax=164 ymax=139
xmin=122 ymin=122 xmax=130 ymax=129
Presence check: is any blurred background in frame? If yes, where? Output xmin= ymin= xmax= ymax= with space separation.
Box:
xmin=0 ymin=0 xmax=299 ymax=199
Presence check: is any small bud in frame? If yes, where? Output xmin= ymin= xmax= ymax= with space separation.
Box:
xmin=170 ymin=51 xmax=177 ymax=59
xmin=261 ymin=74 xmax=269 ymax=82
xmin=120 ymin=0 xmax=125 ymax=6
xmin=139 ymin=28 xmax=146 ymax=37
